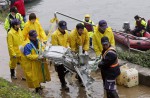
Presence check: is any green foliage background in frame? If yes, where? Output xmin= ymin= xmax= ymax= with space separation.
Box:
xmin=0 ymin=78 xmax=41 ymax=98
xmin=117 ymin=50 xmax=150 ymax=68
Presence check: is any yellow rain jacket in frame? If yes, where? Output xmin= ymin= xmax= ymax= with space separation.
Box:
xmin=69 ymin=28 xmax=89 ymax=52
xmin=23 ymin=40 xmax=50 ymax=88
xmin=23 ymin=19 xmax=47 ymax=42
xmin=7 ymin=28 xmax=24 ymax=69
xmin=51 ymin=29 xmax=69 ymax=48
xmin=4 ymin=13 xmax=24 ymax=32
xmin=93 ymin=26 xmax=115 ymax=56
xmin=135 ymin=20 xmax=147 ymax=28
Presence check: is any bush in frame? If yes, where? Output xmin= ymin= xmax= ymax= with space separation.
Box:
xmin=117 ymin=50 xmax=150 ymax=68
xmin=0 ymin=78 xmax=41 ymax=98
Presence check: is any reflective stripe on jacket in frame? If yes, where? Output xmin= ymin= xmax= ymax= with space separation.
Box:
xmin=102 ymin=47 xmax=118 ymax=68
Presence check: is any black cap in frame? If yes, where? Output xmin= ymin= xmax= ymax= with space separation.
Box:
xmin=29 ymin=30 xmax=37 ymax=38
xmin=134 ymin=15 xmax=140 ymax=20
xmin=101 ymin=36 xmax=109 ymax=45
xmin=58 ymin=20 xmax=67 ymax=30
xmin=99 ymin=20 xmax=108 ymax=29
xmin=10 ymin=6 xmax=18 ymax=13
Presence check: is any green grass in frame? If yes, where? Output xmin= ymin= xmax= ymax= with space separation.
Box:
xmin=117 ymin=50 xmax=150 ymax=68
xmin=0 ymin=78 xmax=41 ymax=98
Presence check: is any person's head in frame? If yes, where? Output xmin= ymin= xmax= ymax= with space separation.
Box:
xmin=76 ymin=23 xmax=85 ymax=36
xmin=84 ymin=14 xmax=90 ymax=22
xmin=98 ymin=20 xmax=108 ymax=33
xmin=29 ymin=30 xmax=37 ymax=41
xmin=11 ymin=19 xmax=20 ymax=31
xmin=10 ymin=6 xmax=18 ymax=16
xmin=29 ymin=13 xmax=36 ymax=23
xmin=101 ymin=36 xmax=110 ymax=50
xmin=58 ymin=20 xmax=67 ymax=33
xmin=134 ymin=15 xmax=141 ymax=21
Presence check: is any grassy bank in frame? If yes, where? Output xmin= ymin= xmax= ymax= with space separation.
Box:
xmin=0 ymin=78 xmax=41 ymax=98
xmin=117 ymin=50 xmax=150 ymax=68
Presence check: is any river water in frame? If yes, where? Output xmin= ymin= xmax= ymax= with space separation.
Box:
xmin=0 ymin=0 xmax=150 ymax=98
xmin=25 ymin=0 xmax=150 ymax=31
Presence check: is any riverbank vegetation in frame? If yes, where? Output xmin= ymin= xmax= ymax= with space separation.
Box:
xmin=0 ymin=78 xmax=41 ymax=98
xmin=117 ymin=50 xmax=150 ymax=68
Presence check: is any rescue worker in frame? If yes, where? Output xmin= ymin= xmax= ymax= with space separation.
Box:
xmin=23 ymin=30 xmax=50 ymax=94
xmin=4 ymin=6 xmax=24 ymax=32
xmin=93 ymin=20 xmax=115 ymax=57
xmin=10 ymin=0 xmax=26 ymax=22
xmin=51 ymin=20 xmax=69 ymax=91
xmin=83 ymin=14 xmax=95 ymax=47
xmin=23 ymin=13 xmax=47 ymax=42
xmin=69 ymin=23 xmax=89 ymax=53
xmin=69 ymin=23 xmax=89 ymax=86
xmin=133 ymin=15 xmax=147 ymax=37
xmin=98 ymin=36 xmax=120 ymax=98
xmin=7 ymin=19 xmax=23 ymax=79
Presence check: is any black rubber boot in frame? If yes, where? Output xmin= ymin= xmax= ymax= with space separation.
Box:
xmin=106 ymin=90 xmax=119 ymax=98
xmin=61 ymin=84 xmax=69 ymax=91
xmin=10 ymin=69 xmax=17 ymax=79
xmin=35 ymin=87 xmax=42 ymax=95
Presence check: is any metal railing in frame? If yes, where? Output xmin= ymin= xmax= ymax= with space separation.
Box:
xmin=54 ymin=11 xmax=96 ymax=31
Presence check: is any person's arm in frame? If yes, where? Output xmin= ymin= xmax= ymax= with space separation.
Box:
xmin=83 ymin=29 xmax=89 ymax=51
xmin=38 ymin=23 xmax=47 ymax=42
xmin=51 ymin=33 xmax=58 ymax=45
xmin=22 ymin=23 xmax=29 ymax=41
xmin=92 ymin=34 xmax=101 ymax=56
xmin=69 ymin=31 xmax=76 ymax=52
xmin=24 ymin=44 xmax=38 ymax=60
xmin=66 ymin=32 xmax=70 ymax=48
xmin=141 ymin=20 xmax=147 ymax=28
xmin=7 ymin=33 xmax=16 ymax=56
xmin=17 ymin=13 xmax=24 ymax=30
xmin=4 ymin=17 xmax=10 ymax=32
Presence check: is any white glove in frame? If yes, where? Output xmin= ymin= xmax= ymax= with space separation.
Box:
xmin=19 ymin=45 xmax=24 ymax=53
xmin=84 ymin=51 xmax=88 ymax=55
xmin=38 ymin=55 xmax=44 ymax=60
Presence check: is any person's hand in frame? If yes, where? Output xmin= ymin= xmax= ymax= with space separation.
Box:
xmin=38 ymin=55 xmax=44 ymax=60
xmin=84 ymin=51 xmax=88 ymax=55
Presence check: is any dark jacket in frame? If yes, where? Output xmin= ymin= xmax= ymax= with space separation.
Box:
xmin=98 ymin=46 xmax=120 ymax=79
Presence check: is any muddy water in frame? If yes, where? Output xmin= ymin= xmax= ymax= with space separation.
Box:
xmin=1 ymin=0 xmax=150 ymax=97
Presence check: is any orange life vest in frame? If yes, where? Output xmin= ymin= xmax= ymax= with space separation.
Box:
xmin=102 ymin=47 xmax=119 ymax=68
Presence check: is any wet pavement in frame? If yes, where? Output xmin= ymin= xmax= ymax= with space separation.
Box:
xmin=1 ymin=24 xmax=150 ymax=98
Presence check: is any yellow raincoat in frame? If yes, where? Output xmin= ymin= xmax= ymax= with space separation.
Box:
xmin=51 ymin=29 xmax=69 ymax=47
xmin=69 ymin=28 xmax=89 ymax=52
xmin=93 ymin=26 xmax=115 ymax=56
xmin=7 ymin=28 xmax=24 ymax=69
xmin=4 ymin=13 xmax=24 ymax=32
xmin=23 ymin=19 xmax=47 ymax=42
xmin=135 ymin=20 xmax=147 ymax=28
xmin=23 ymin=40 xmax=50 ymax=88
